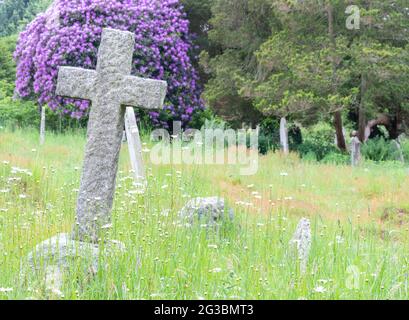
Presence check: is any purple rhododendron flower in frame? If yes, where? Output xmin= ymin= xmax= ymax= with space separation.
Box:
xmin=14 ymin=0 xmax=204 ymax=127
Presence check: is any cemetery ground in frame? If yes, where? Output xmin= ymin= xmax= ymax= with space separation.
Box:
xmin=1 ymin=127 xmax=409 ymax=300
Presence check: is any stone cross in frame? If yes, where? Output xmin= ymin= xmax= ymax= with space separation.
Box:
xmin=124 ymin=107 xmax=145 ymax=182
xmin=280 ymin=117 xmax=289 ymax=155
xmin=350 ymin=131 xmax=361 ymax=167
xmin=56 ymin=28 xmax=167 ymax=243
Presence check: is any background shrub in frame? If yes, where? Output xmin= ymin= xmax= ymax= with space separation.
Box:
xmin=362 ymin=137 xmax=401 ymax=162
xmin=297 ymin=123 xmax=339 ymax=161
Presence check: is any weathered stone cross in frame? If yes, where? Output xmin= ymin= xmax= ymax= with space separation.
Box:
xmin=56 ymin=28 xmax=167 ymax=243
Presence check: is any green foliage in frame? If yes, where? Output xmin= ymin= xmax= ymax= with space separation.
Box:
xmin=0 ymin=0 xmax=51 ymax=36
xmin=0 ymin=35 xmax=17 ymax=92
xmin=200 ymin=0 xmax=276 ymax=126
xmin=0 ymin=97 xmax=89 ymax=131
xmin=189 ymin=108 xmax=218 ymax=130
xmin=401 ymin=138 xmax=409 ymax=163
xmin=321 ymin=152 xmax=350 ymax=166
xmin=362 ymin=137 xmax=401 ymax=162
xmin=0 ymin=97 xmax=39 ymax=128
xmin=298 ymin=123 xmax=339 ymax=161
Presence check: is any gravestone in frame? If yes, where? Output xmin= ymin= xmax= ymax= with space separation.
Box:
xmin=55 ymin=28 xmax=167 ymax=242
xmin=350 ymin=131 xmax=361 ymax=167
xmin=289 ymin=218 xmax=311 ymax=274
xmin=27 ymin=28 xmax=167 ymax=282
xmin=280 ymin=117 xmax=289 ymax=155
xmin=179 ymin=197 xmax=234 ymax=227
xmin=124 ymin=107 xmax=145 ymax=182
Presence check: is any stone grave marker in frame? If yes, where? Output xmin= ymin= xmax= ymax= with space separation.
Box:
xmin=56 ymin=28 xmax=167 ymax=242
xmin=27 ymin=28 xmax=167 ymax=282
xmin=289 ymin=218 xmax=311 ymax=274
xmin=280 ymin=117 xmax=289 ymax=155
xmin=124 ymin=107 xmax=145 ymax=182
xmin=351 ymin=131 xmax=361 ymax=167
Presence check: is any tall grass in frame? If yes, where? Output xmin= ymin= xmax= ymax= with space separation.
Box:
xmin=1 ymin=127 xmax=409 ymax=300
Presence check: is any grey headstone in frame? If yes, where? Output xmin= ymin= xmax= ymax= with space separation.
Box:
xmin=125 ymin=107 xmax=145 ymax=182
xmin=351 ymin=134 xmax=361 ymax=167
xmin=179 ymin=197 xmax=234 ymax=227
xmin=280 ymin=117 xmax=289 ymax=155
xmin=289 ymin=218 xmax=311 ymax=274
xmin=56 ymin=28 xmax=167 ymax=243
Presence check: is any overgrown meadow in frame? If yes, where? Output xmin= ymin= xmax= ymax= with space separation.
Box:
xmin=1 ymin=127 xmax=409 ymax=300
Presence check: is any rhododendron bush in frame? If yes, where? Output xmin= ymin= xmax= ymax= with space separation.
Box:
xmin=14 ymin=0 xmax=204 ymax=127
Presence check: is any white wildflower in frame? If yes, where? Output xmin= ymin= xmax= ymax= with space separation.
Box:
xmin=0 ymin=287 xmax=13 ymax=293
xmin=336 ymin=236 xmax=345 ymax=244
xmin=313 ymin=286 xmax=326 ymax=293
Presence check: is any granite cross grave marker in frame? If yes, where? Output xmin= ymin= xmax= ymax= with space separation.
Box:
xmin=56 ymin=28 xmax=167 ymax=242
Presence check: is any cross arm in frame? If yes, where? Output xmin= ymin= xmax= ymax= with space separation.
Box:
xmin=120 ymin=76 xmax=167 ymax=110
xmin=56 ymin=67 xmax=97 ymax=101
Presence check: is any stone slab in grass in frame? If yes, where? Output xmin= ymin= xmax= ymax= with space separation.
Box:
xmin=27 ymin=233 xmax=126 ymax=274
xmin=179 ymin=197 xmax=234 ymax=227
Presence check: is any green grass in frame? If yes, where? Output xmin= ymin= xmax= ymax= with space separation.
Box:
xmin=1 ymin=127 xmax=409 ymax=300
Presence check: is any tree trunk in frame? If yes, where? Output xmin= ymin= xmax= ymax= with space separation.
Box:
xmin=327 ymin=3 xmax=347 ymax=151
xmin=334 ymin=111 xmax=347 ymax=151
xmin=364 ymin=114 xmax=390 ymax=141
xmin=358 ymin=74 xmax=367 ymax=143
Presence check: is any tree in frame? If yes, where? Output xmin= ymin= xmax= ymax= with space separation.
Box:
xmin=246 ymin=1 xmax=356 ymax=151
xmin=0 ymin=35 xmax=16 ymax=84
xmin=14 ymin=0 xmax=204 ymax=128
xmin=347 ymin=0 xmax=409 ymax=141
xmin=0 ymin=0 xmax=51 ymax=36
xmin=200 ymin=0 xmax=278 ymax=127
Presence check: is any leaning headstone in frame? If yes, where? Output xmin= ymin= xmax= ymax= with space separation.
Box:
xmin=27 ymin=28 xmax=167 ymax=276
xmin=56 ymin=28 xmax=167 ymax=243
xmin=289 ymin=218 xmax=311 ymax=274
xmin=124 ymin=107 xmax=145 ymax=182
xmin=179 ymin=197 xmax=234 ymax=227
xmin=40 ymin=106 xmax=46 ymax=145
xmin=350 ymin=131 xmax=361 ymax=167
xmin=280 ymin=117 xmax=289 ymax=155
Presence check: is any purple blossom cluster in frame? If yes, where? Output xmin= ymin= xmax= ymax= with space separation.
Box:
xmin=14 ymin=0 xmax=204 ymax=127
